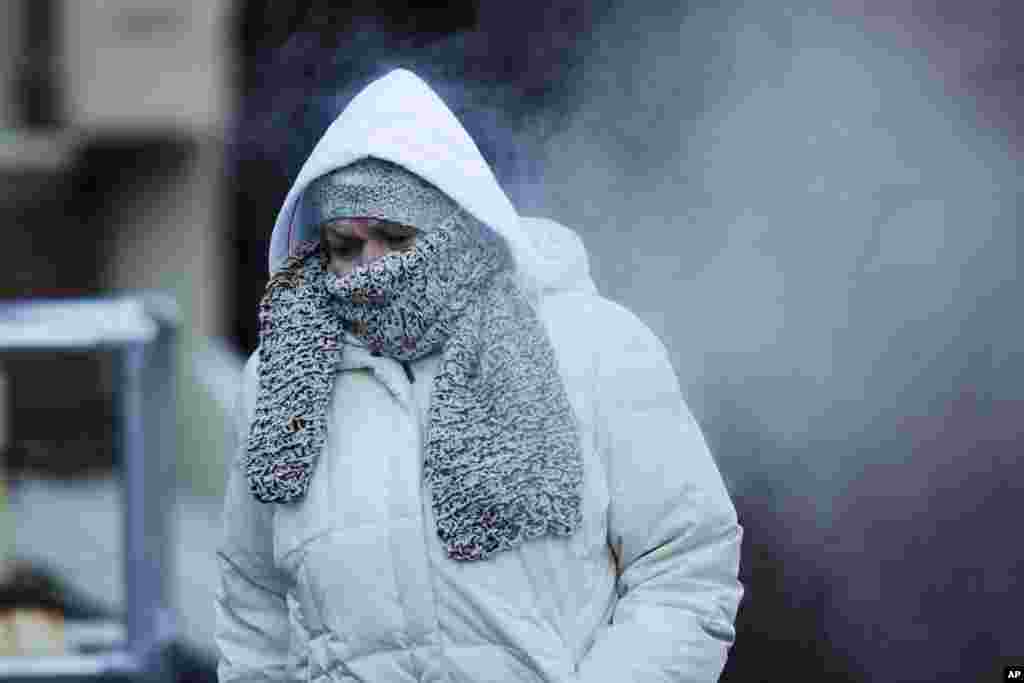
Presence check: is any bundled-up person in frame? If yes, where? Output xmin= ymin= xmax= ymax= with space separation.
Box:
xmin=215 ymin=68 xmax=743 ymax=683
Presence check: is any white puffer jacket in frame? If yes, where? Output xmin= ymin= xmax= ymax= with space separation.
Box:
xmin=215 ymin=69 xmax=743 ymax=683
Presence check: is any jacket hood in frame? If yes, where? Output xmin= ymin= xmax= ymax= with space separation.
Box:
xmin=267 ymin=68 xmax=595 ymax=297
xmin=517 ymin=215 xmax=597 ymax=296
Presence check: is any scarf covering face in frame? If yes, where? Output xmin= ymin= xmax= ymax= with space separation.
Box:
xmin=245 ymin=160 xmax=584 ymax=561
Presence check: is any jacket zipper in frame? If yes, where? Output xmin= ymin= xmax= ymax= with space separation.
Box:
xmin=367 ymin=342 xmax=415 ymax=384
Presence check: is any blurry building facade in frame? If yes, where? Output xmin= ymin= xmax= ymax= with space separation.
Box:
xmin=0 ymin=0 xmax=236 ymax=496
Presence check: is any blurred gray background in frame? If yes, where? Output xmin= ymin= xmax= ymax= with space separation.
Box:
xmin=0 ymin=1 xmax=1020 ymax=680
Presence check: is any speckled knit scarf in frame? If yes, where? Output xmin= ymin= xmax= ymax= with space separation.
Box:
xmin=244 ymin=178 xmax=583 ymax=561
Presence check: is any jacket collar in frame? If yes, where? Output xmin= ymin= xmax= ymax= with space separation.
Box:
xmin=338 ymin=330 xmax=437 ymax=411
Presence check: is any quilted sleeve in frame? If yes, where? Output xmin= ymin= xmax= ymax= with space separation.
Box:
xmin=214 ymin=351 xmax=296 ymax=682
xmin=575 ymin=300 xmax=744 ymax=683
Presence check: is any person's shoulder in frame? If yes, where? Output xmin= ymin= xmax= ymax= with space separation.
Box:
xmin=539 ymin=290 xmax=661 ymax=348
xmin=243 ymin=348 xmax=260 ymax=382
xmin=239 ymin=349 xmax=261 ymax=409
xmin=537 ymin=289 xmax=603 ymax=341
xmin=538 ymin=290 xmax=670 ymax=376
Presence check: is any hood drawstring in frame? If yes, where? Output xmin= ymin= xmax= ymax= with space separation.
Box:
xmin=401 ymin=361 xmax=415 ymax=384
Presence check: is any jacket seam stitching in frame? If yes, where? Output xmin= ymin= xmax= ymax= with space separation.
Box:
xmin=216 ymin=549 xmax=288 ymax=600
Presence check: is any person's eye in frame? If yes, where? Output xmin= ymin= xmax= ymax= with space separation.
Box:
xmin=332 ymin=240 xmax=360 ymax=257
xmin=386 ymin=233 xmax=415 ymax=247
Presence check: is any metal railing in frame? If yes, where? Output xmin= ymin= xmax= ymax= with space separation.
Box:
xmin=0 ymin=293 xmax=179 ymax=682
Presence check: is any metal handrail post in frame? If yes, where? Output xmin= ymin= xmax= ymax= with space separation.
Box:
xmin=117 ymin=295 xmax=178 ymax=683
xmin=0 ymin=293 xmax=179 ymax=681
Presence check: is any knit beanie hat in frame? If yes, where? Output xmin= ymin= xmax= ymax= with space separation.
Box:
xmin=305 ymin=156 xmax=459 ymax=232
